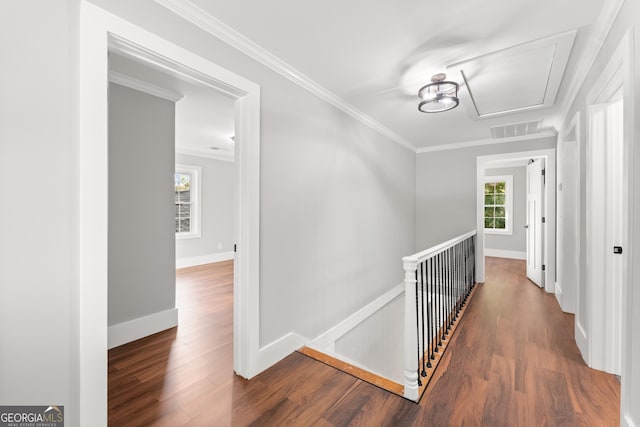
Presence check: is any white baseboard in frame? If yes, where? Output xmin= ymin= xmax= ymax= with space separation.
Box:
xmin=176 ymin=251 xmax=234 ymax=269
xmin=252 ymin=284 xmax=405 ymax=376
xmin=256 ymin=332 xmax=308 ymax=375
xmin=575 ymin=320 xmax=589 ymax=364
xmin=108 ymin=308 xmax=178 ymax=349
xmin=310 ymin=282 xmax=404 ymax=351
xmin=484 ymin=249 xmax=526 ymax=260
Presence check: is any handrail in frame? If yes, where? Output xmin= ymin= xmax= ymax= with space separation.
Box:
xmin=403 ymin=230 xmax=477 ymax=264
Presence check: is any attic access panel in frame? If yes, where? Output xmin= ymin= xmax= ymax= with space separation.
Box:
xmin=448 ymin=30 xmax=577 ymax=119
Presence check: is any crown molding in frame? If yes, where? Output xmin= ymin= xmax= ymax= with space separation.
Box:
xmin=154 ymin=0 xmax=417 ymax=153
xmin=109 ymin=70 xmax=184 ymax=102
xmin=176 ymin=146 xmax=235 ymax=162
xmin=416 ymin=130 xmax=557 ymax=154
xmin=557 ymin=0 xmax=625 ymax=124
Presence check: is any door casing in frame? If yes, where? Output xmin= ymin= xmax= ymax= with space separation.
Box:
xmin=476 ymin=148 xmax=556 ymax=293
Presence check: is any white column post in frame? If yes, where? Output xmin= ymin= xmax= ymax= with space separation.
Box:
xmin=403 ymin=256 xmax=419 ymax=401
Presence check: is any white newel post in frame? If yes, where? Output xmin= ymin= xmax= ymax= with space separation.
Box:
xmin=403 ymin=256 xmax=419 ymax=401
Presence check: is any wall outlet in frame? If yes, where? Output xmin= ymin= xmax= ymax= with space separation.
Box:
xmin=217 ymin=243 xmax=222 ymax=249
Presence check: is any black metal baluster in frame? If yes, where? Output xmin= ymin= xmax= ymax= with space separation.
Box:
xmin=437 ymin=251 xmax=442 ymax=349
xmin=464 ymin=238 xmax=469 ymax=303
xmin=445 ymin=247 xmax=451 ymax=335
xmin=427 ymin=257 xmax=433 ymax=367
xmin=420 ymin=260 xmax=426 ymax=378
xmin=440 ymin=249 xmax=446 ymax=342
xmin=454 ymin=244 xmax=459 ymax=320
xmin=472 ymin=235 xmax=476 ymax=287
xmin=453 ymin=246 xmax=457 ymax=323
xmin=443 ymin=249 xmax=448 ymax=335
xmin=456 ymin=242 xmax=461 ymax=317
xmin=460 ymin=240 xmax=467 ymax=310
xmin=454 ymin=243 xmax=458 ymax=320
xmin=447 ymin=247 xmax=455 ymax=335
xmin=415 ymin=269 xmax=422 ymax=387
xmin=468 ymin=237 xmax=472 ymax=297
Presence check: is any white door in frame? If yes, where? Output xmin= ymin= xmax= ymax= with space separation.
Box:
xmin=526 ymin=159 xmax=545 ymax=287
xmin=587 ymin=94 xmax=624 ymax=374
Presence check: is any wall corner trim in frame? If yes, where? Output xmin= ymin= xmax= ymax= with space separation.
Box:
xmin=575 ymin=321 xmax=589 ymax=363
xmin=176 ymin=251 xmax=234 ymax=269
xmin=153 ymin=0 xmax=416 ymax=153
xmin=108 ymin=308 xmax=179 ymax=349
xmin=557 ymin=0 xmax=626 ymax=122
xmin=109 ymin=70 xmax=184 ymax=102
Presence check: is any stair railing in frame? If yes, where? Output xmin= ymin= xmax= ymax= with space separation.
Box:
xmin=403 ymin=230 xmax=477 ymax=401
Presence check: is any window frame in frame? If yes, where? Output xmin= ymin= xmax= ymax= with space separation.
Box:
xmin=483 ymin=174 xmax=513 ymax=236
xmin=175 ymin=164 xmax=202 ymax=240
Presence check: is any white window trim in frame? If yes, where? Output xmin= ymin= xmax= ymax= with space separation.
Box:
xmin=484 ymin=175 xmax=513 ymax=236
xmin=175 ymin=164 xmax=202 ymax=239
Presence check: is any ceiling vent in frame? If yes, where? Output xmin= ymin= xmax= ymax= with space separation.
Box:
xmin=490 ymin=120 xmax=541 ymax=139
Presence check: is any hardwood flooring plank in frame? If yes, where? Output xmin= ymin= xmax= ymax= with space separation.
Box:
xmin=108 ymin=257 xmax=620 ymax=426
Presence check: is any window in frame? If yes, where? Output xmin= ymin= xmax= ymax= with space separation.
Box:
xmin=484 ymin=175 xmax=513 ymax=235
xmin=175 ymin=164 xmax=201 ymax=239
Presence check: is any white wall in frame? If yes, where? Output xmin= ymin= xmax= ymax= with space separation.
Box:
xmin=0 ymin=0 xmax=79 ymax=423
xmin=484 ymin=166 xmax=526 ymax=255
xmin=175 ymin=153 xmax=234 ymax=261
xmin=416 ymin=137 xmax=557 ymax=251
xmin=558 ymin=1 xmax=640 ymax=424
xmin=108 ymin=83 xmax=176 ymax=326
xmin=88 ymin=0 xmax=416 ymax=349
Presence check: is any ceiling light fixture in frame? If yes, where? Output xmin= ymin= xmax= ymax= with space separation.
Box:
xmin=418 ymin=73 xmax=459 ymax=113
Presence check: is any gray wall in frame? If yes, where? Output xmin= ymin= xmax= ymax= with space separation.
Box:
xmin=0 ymin=0 xmax=80 ymax=422
xmin=416 ymin=137 xmax=557 ymax=250
xmin=175 ymin=153 xmax=235 ymax=259
xmin=558 ymin=1 xmax=640 ymax=422
xmin=90 ymin=0 xmax=416 ymax=347
xmin=484 ymin=166 xmax=526 ymax=253
xmin=108 ymin=83 xmax=176 ymax=326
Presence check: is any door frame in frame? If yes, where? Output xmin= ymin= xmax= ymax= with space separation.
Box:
xmin=556 ymin=112 xmax=580 ymax=314
xmin=581 ymin=30 xmax=633 ymax=379
xmin=476 ymin=148 xmax=556 ymax=293
xmin=79 ymin=3 xmax=260 ymax=424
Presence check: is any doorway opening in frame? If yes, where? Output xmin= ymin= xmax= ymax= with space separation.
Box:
xmin=577 ymin=30 xmax=635 ymax=382
xmin=105 ymin=49 xmax=239 ymax=349
xmin=79 ymin=3 xmax=260 ymax=421
xmin=476 ymin=148 xmax=556 ymax=291
xmin=585 ymin=82 xmax=625 ymax=376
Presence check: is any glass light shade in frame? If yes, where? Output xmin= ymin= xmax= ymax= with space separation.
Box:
xmin=418 ymin=79 xmax=459 ymax=113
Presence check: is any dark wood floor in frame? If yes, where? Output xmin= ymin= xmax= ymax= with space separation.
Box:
xmin=108 ymin=257 xmax=620 ymax=426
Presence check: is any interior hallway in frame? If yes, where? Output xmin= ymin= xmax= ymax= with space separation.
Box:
xmin=108 ymin=257 xmax=619 ymax=426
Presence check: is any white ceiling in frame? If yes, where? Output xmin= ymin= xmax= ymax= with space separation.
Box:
xmin=166 ymin=0 xmax=610 ymax=149
xmin=109 ymin=52 xmax=236 ymax=160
